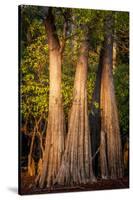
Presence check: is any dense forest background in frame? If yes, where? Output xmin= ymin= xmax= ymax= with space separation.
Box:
xmin=19 ymin=5 xmax=129 ymax=194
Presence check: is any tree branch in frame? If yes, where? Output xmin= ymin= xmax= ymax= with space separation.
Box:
xmin=92 ymin=147 xmax=100 ymax=160
xmin=60 ymin=18 xmax=68 ymax=54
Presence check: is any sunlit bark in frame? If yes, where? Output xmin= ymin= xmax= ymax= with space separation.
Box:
xmin=99 ymin=15 xmax=123 ymax=179
xmin=55 ymin=31 xmax=95 ymax=185
xmin=37 ymin=8 xmax=65 ymax=188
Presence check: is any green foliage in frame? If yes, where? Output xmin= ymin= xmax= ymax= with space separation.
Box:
xmin=20 ymin=6 xmax=129 ymax=137
xmin=93 ymin=101 xmax=99 ymax=109
xmin=114 ymin=65 xmax=129 ymax=135
xmin=115 ymin=11 xmax=129 ymax=33
xmin=87 ymin=67 xmax=96 ymax=107
xmin=20 ymin=19 xmax=49 ymax=120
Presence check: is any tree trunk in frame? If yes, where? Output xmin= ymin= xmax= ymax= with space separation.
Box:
xmin=28 ymin=127 xmax=36 ymax=176
xmin=55 ymin=33 xmax=95 ymax=186
xmin=99 ymin=15 xmax=123 ymax=179
xmin=123 ymin=137 xmax=129 ymax=174
xmin=37 ymin=8 xmax=65 ymax=188
xmin=36 ymin=122 xmax=44 ymax=176
xmin=28 ymin=117 xmax=42 ymax=176
xmin=113 ymin=40 xmax=117 ymax=69
xmin=113 ymin=13 xmax=117 ymax=70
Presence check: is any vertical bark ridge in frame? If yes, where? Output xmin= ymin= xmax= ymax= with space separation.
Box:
xmin=100 ymin=15 xmax=123 ymax=179
xmin=54 ymin=38 xmax=95 ymax=186
xmin=37 ymin=8 xmax=65 ymax=188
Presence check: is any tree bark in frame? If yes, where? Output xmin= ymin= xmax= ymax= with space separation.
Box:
xmin=28 ymin=116 xmax=43 ymax=176
xmin=37 ymin=8 xmax=65 ymax=188
xmin=113 ymin=39 xmax=117 ymax=69
xmin=99 ymin=15 xmax=123 ymax=179
xmin=28 ymin=127 xmax=36 ymax=176
xmin=55 ymin=31 xmax=95 ymax=186
xmin=113 ymin=13 xmax=117 ymax=70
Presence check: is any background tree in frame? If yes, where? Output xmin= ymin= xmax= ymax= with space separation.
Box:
xmin=99 ymin=13 xmax=123 ymax=179
xmin=20 ymin=5 xmax=49 ymax=176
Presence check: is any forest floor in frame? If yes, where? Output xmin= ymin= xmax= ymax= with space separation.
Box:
xmin=19 ymin=171 xmax=129 ymax=195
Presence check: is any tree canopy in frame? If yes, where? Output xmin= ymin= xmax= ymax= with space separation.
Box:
xmin=20 ymin=6 xmax=129 ymax=135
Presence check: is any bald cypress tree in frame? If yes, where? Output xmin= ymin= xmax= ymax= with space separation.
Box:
xmin=37 ymin=8 xmax=66 ymax=188
xmin=99 ymin=14 xmax=123 ymax=179
xmin=55 ymin=27 xmax=95 ymax=185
